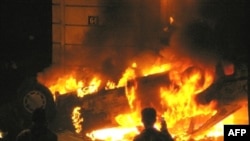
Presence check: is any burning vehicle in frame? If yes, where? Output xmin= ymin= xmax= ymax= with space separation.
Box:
xmin=44 ymin=0 xmax=247 ymax=140
xmin=0 ymin=60 xmax=248 ymax=141
xmin=46 ymin=60 xmax=247 ymax=141
xmin=1 ymin=0 xmax=248 ymax=141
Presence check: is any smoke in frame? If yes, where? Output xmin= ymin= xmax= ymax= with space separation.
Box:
xmin=80 ymin=0 xmax=165 ymax=82
xmin=168 ymin=0 xmax=248 ymax=64
xmin=79 ymin=0 xmax=218 ymax=81
xmin=162 ymin=0 xmax=248 ymax=108
xmin=39 ymin=0 xmax=247 ymax=86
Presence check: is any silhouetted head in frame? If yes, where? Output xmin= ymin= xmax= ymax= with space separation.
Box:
xmin=32 ymin=107 xmax=47 ymax=124
xmin=141 ymin=107 xmax=157 ymax=128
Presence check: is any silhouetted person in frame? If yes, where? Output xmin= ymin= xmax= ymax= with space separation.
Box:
xmin=133 ymin=107 xmax=174 ymax=141
xmin=16 ymin=107 xmax=57 ymax=141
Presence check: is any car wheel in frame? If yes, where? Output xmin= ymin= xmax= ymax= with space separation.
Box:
xmin=16 ymin=77 xmax=56 ymax=123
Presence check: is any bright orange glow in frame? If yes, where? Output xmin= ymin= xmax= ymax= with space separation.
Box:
xmin=105 ymin=80 xmax=116 ymax=89
xmin=77 ymin=77 xmax=101 ymax=97
xmin=48 ymin=75 xmax=80 ymax=96
xmin=160 ymin=67 xmax=216 ymax=128
xmin=117 ymin=66 xmax=137 ymax=87
xmin=170 ymin=16 xmax=174 ymax=24
xmin=132 ymin=62 xmax=137 ymax=68
xmin=142 ymin=63 xmax=171 ymax=76
xmin=86 ymin=127 xmax=139 ymax=141
xmin=46 ymin=74 xmax=102 ymax=98
xmin=40 ymin=53 xmax=247 ymax=140
xmin=86 ymin=59 xmax=219 ymax=140
xmin=115 ymin=111 xmax=141 ymax=127
xmin=72 ymin=106 xmax=84 ymax=133
xmin=125 ymin=82 xmax=137 ymax=109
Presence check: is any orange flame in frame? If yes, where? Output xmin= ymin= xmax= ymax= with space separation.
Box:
xmin=48 ymin=75 xmax=80 ymax=95
xmin=77 ymin=77 xmax=101 ymax=97
xmin=85 ymin=59 xmax=218 ymax=140
xmin=46 ymin=74 xmax=102 ymax=98
xmin=72 ymin=106 xmax=84 ymax=133
xmin=41 ymin=55 xmax=247 ymax=140
xmin=87 ymin=127 xmax=139 ymax=141
xmin=160 ymin=67 xmax=216 ymax=129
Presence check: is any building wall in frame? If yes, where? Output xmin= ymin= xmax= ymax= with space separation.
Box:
xmin=52 ymin=0 xmax=162 ymax=73
xmin=52 ymin=0 xmax=115 ymax=66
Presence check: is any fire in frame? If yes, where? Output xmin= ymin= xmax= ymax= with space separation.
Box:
xmin=72 ymin=106 xmax=84 ymax=134
xmin=77 ymin=77 xmax=101 ymax=97
xmin=48 ymin=75 xmax=80 ymax=96
xmin=40 ymin=56 xmax=247 ymax=140
xmin=47 ymin=74 xmax=102 ymax=99
xmin=194 ymin=114 xmax=235 ymax=140
xmin=87 ymin=127 xmax=139 ymax=141
xmin=81 ymin=59 xmax=218 ymax=140
xmin=117 ymin=63 xmax=137 ymax=87
xmin=142 ymin=63 xmax=171 ymax=76
xmin=161 ymin=67 xmax=216 ymax=128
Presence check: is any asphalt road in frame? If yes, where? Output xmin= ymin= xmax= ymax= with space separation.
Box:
xmin=57 ymin=130 xmax=84 ymax=141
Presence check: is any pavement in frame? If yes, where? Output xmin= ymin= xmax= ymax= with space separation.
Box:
xmin=57 ymin=130 xmax=85 ymax=141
